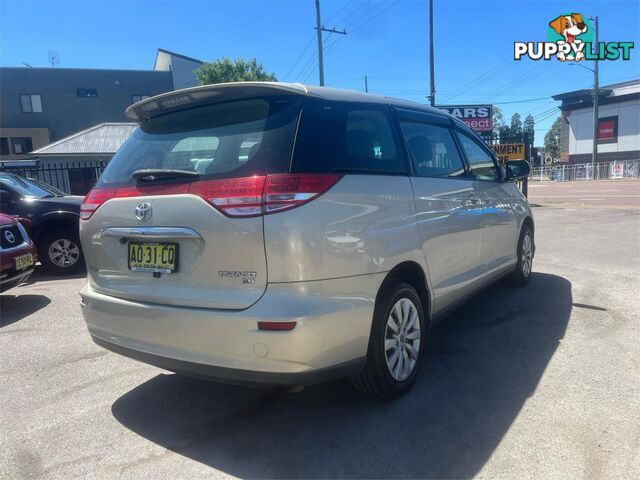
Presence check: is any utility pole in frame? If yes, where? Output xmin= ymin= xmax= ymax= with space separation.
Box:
xmin=364 ymin=75 xmax=368 ymax=93
xmin=591 ymin=15 xmax=599 ymax=177
xmin=314 ymin=0 xmax=347 ymax=87
xmin=428 ymin=0 xmax=435 ymax=106
xmin=315 ymin=0 xmax=324 ymax=86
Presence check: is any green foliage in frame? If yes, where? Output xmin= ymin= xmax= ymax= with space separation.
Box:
xmin=492 ymin=106 xmax=505 ymax=141
xmin=195 ymin=57 xmax=277 ymax=85
xmin=510 ymin=113 xmax=523 ymax=142
xmin=544 ymin=116 xmax=563 ymax=160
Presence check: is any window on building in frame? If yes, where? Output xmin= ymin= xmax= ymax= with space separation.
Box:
xmin=77 ymin=88 xmax=98 ymax=97
xmin=20 ymin=94 xmax=43 ymax=113
xmin=11 ymin=137 xmax=33 ymax=155
xmin=132 ymin=95 xmax=150 ymax=104
xmin=0 ymin=138 xmax=9 ymax=156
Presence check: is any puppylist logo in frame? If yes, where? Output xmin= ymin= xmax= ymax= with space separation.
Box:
xmin=514 ymin=13 xmax=634 ymax=62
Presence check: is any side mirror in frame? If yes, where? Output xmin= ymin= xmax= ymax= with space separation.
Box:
xmin=505 ymin=160 xmax=530 ymax=181
xmin=0 ymin=189 xmax=13 ymax=206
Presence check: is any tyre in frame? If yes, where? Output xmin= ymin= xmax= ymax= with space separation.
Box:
xmin=39 ymin=230 xmax=85 ymax=275
xmin=508 ymin=225 xmax=534 ymax=286
xmin=353 ymin=281 xmax=426 ymax=400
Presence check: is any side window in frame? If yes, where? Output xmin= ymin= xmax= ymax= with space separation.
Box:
xmin=457 ymin=130 xmax=500 ymax=181
xmin=292 ymin=99 xmax=405 ymax=174
xmin=399 ymin=121 xmax=465 ymax=178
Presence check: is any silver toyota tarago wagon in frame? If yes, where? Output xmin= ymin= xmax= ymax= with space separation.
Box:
xmin=80 ymin=82 xmax=534 ymax=399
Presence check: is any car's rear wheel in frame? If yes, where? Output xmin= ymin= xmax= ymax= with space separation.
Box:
xmin=353 ymin=281 xmax=426 ymax=400
xmin=39 ymin=230 xmax=84 ymax=275
xmin=508 ymin=225 xmax=533 ymax=286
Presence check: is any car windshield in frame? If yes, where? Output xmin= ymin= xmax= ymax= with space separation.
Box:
xmin=0 ymin=173 xmax=63 ymax=198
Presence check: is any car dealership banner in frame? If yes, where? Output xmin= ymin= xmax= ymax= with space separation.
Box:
xmin=437 ymin=105 xmax=493 ymax=142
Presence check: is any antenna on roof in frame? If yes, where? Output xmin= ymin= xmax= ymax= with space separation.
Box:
xmin=48 ymin=51 xmax=60 ymax=68
xmin=22 ymin=62 xmax=32 ymax=68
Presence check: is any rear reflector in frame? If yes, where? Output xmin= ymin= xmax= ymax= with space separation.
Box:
xmin=257 ymin=321 xmax=297 ymax=331
xmin=80 ymin=174 xmax=342 ymax=220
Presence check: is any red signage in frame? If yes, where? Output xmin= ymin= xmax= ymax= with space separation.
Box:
xmin=597 ymin=116 xmax=618 ymax=143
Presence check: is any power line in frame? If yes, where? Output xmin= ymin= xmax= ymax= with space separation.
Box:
xmin=347 ymin=0 xmax=401 ymax=34
xmin=324 ymin=0 xmax=355 ymax=25
xmin=283 ymin=36 xmax=315 ymax=80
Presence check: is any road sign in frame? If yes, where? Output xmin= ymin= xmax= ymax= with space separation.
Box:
xmin=490 ymin=143 xmax=525 ymax=163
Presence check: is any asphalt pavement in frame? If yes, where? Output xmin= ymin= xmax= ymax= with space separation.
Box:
xmin=1 ymin=205 xmax=639 ymax=479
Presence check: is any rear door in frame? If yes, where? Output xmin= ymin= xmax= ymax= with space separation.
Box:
xmin=396 ymin=109 xmax=485 ymax=312
xmin=80 ymin=95 xmax=302 ymax=309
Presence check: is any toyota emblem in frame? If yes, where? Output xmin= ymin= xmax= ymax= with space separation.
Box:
xmin=3 ymin=230 xmax=16 ymax=244
xmin=135 ymin=202 xmax=152 ymax=222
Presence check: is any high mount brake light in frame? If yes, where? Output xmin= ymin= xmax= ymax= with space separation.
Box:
xmin=79 ymin=174 xmax=342 ymax=220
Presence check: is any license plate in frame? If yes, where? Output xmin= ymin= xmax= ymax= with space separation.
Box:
xmin=14 ymin=253 xmax=34 ymax=271
xmin=128 ymin=242 xmax=178 ymax=273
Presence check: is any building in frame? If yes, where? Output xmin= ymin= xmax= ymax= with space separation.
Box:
xmin=3 ymin=122 xmax=137 ymax=195
xmin=0 ymin=48 xmax=203 ymax=161
xmin=153 ymin=48 xmax=204 ymax=90
xmin=552 ymin=79 xmax=640 ymax=164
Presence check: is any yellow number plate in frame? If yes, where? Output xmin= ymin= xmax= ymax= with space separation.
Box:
xmin=14 ymin=253 xmax=34 ymax=271
xmin=128 ymin=242 xmax=178 ymax=273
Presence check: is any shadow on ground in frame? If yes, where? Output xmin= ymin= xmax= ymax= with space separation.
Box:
xmin=20 ymin=265 xmax=86 ymax=285
xmin=0 ymin=294 xmax=51 ymax=327
xmin=112 ymin=272 xmax=571 ymax=478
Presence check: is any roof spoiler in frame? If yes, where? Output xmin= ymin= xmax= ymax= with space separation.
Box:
xmin=125 ymin=82 xmax=308 ymax=122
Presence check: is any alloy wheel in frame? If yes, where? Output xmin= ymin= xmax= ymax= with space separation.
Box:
xmin=48 ymin=238 xmax=80 ymax=268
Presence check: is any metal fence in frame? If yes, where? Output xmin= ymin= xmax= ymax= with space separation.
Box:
xmin=0 ymin=159 xmax=107 ymax=195
xmin=530 ymin=160 xmax=640 ymax=182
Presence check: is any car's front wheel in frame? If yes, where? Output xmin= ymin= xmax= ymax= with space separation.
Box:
xmin=353 ymin=281 xmax=426 ymax=399
xmin=39 ymin=230 xmax=84 ymax=275
xmin=508 ymin=225 xmax=534 ymax=286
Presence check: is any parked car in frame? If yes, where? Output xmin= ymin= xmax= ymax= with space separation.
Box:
xmin=0 ymin=172 xmax=84 ymax=274
xmin=79 ymin=83 xmax=534 ymax=399
xmin=0 ymin=213 xmax=38 ymax=292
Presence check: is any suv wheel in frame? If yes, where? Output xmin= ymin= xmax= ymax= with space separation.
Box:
xmin=508 ymin=225 xmax=533 ymax=286
xmin=39 ymin=230 xmax=84 ymax=275
xmin=353 ymin=281 xmax=426 ymax=399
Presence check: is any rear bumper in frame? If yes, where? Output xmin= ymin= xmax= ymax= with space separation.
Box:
xmin=80 ymin=274 xmax=385 ymax=385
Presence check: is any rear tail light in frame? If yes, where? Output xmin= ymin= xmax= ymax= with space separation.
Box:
xmin=80 ymin=174 xmax=342 ymax=220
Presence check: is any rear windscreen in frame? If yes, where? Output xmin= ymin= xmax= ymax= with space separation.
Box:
xmin=97 ymin=96 xmax=302 ymax=187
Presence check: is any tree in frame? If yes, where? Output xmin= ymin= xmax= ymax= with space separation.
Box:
xmin=510 ymin=113 xmax=523 ymax=143
xmin=544 ymin=116 xmax=563 ymax=161
xmin=499 ymin=125 xmax=511 ymax=144
xmin=523 ymin=114 xmax=535 ymax=161
xmin=195 ymin=58 xmax=277 ymax=85
xmin=492 ymin=106 xmax=505 ymax=142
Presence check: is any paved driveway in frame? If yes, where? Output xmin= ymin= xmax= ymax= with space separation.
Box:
xmin=1 ymin=206 xmax=638 ymax=479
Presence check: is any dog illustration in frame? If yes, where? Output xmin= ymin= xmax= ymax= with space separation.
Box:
xmin=549 ymin=13 xmax=588 ymax=61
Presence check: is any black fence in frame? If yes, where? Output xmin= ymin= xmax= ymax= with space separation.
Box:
xmin=0 ymin=159 xmax=107 ymax=196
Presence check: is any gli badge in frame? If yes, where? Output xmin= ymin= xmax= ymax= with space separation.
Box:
xmin=135 ymin=202 xmax=152 ymax=222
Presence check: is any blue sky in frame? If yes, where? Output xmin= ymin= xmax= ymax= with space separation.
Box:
xmin=1 ymin=0 xmax=639 ymax=146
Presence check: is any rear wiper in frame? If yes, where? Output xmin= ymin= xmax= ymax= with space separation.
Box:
xmin=132 ymin=169 xmax=199 ymax=182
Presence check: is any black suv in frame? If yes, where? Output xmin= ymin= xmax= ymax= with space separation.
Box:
xmin=0 ymin=172 xmax=84 ymax=274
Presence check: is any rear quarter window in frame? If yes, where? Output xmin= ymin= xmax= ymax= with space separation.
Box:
xmin=292 ymin=99 xmax=406 ymax=174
